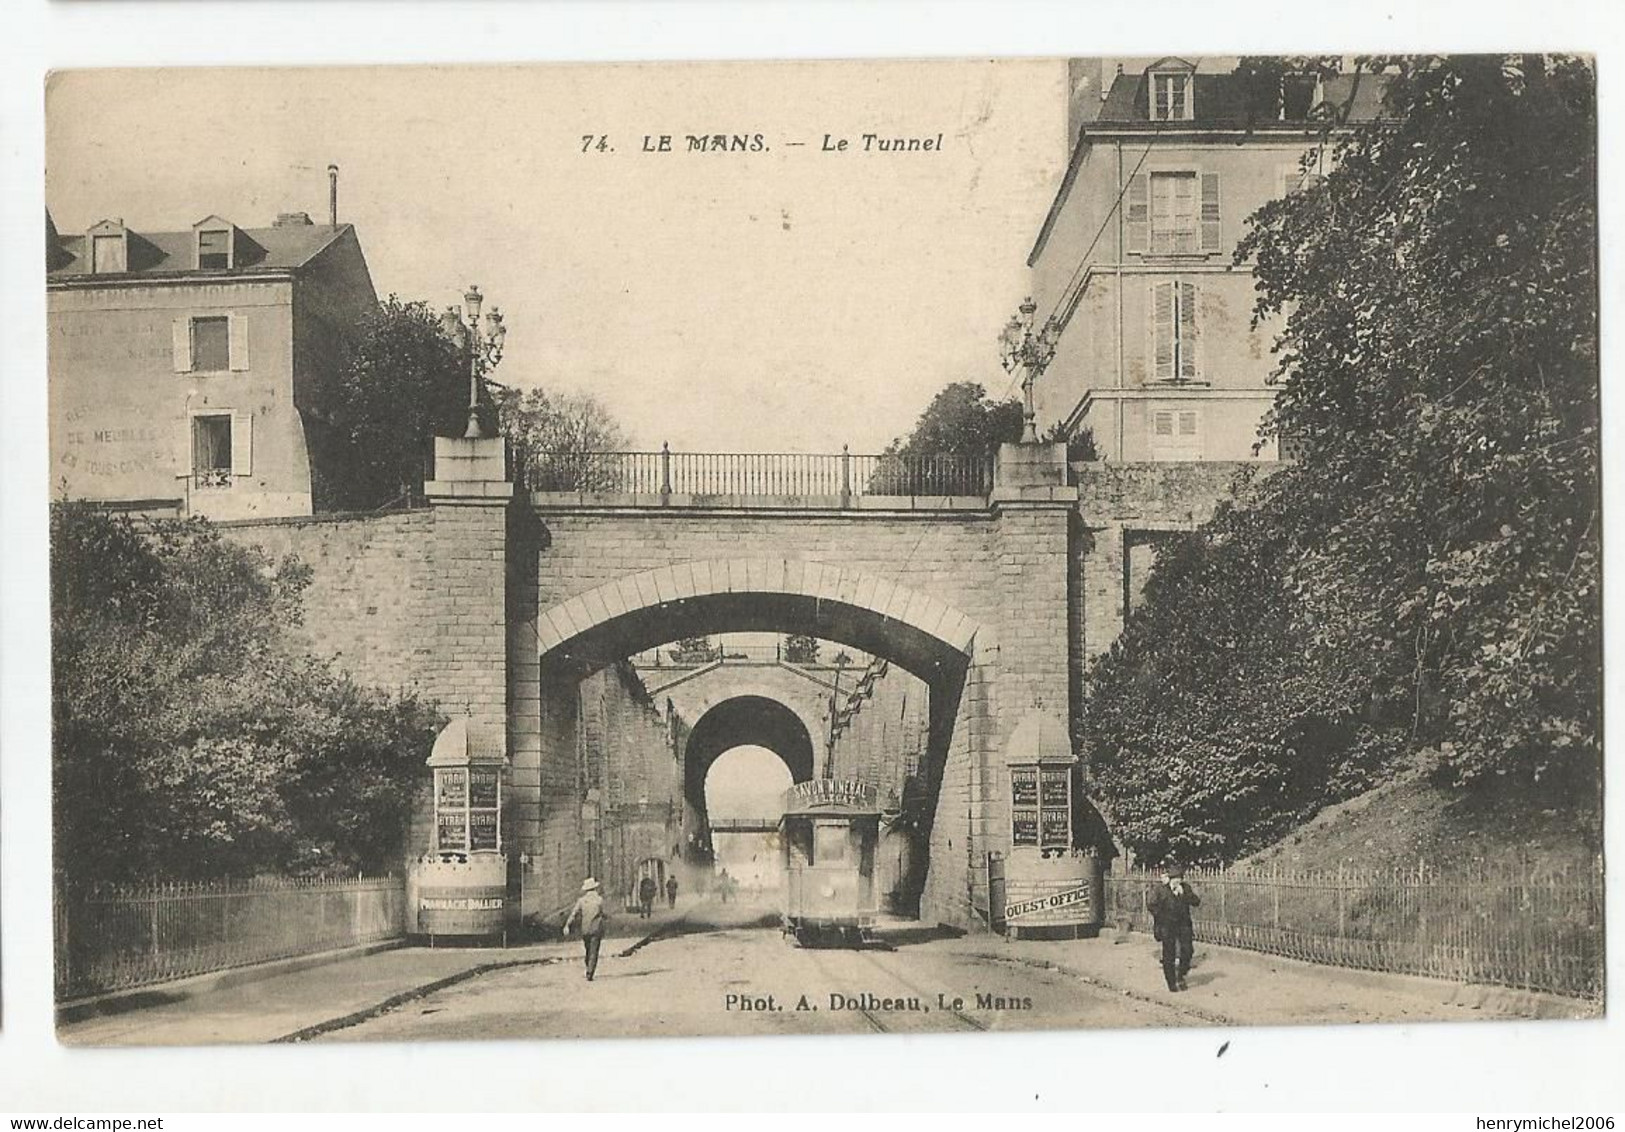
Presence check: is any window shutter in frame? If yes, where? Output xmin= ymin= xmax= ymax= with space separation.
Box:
xmin=228 ymin=314 xmax=249 ymax=371
xmin=231 ymin=413 xmax=253 ymax=476
xmin=1200 ymin=172 xmax=1222 ymax=252
xmin=1153 ymin=410 xmax=1174 ymax=437
xmin=1151 ymin=281 xmax=1175 ymax=380
xmin=1179 ymin=281 xmax=1199 ymax=380
xmin=173 ymin=318 xmax=192 ymax=372
xmin=1125 ymin=173 xmax=1149 ymax=254
xmin=184 ymin=416 xmax=196 ymax=474
xmin=1178 ymin=410 xmax=1198 ymax=437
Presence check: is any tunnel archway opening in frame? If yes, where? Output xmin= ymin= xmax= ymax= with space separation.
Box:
xmin=682 ymin=694 xmax=815 ymax=870
xmin=703 ymin=744 xmax=793 ymax=893
xmin=535 ymin=569 xmax=984 ymax=925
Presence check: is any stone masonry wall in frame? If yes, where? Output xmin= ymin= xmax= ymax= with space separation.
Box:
xmin=1073 ymin=462 xmax=1263 ymax=663
xmin=827 ymin=659 xmax=929 ymax=805
xmin=528 ymin=510 xmax=1001 ymax=639
xmin=219 ymin=508 xmax=435 ymax=693
xmin=594 ymin=663 xmax=682 ymax=903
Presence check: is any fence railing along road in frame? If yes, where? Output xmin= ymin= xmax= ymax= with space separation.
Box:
xmin=522 ymin=446 xmax=994 ymax=499
xmin=55 ymin=874 xmax=406 ymax=1002
xmin=1105 ymin=860 xmax=1604 ymax=1001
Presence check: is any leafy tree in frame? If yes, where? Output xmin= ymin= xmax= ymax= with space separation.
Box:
xmin=782 ymin=633 xmax=821 ymax=665
xmin=885 ymin=381 xmax=1096 ymax=460
xmin=872 ymin=381 xmax=1095 ymax=493
xmin=1041 ymin=420 xmax=1100 ymax=464
xmin=52 ymin=505 xmax=443 ymax=886
xmin=886 ymin=382 xmax=1025 ymax=458
xmin=490 ymin=384 xmax=630 ymax=490
xmin=1080 ymin=485 xmax=1404 ymax=863
xmin=1082 ymin=56 xmax=1599 ymax=861
xmin=327 ymin=295 xmax=471 ymax=509
xmin=668 ymin=636 xmax=719 ymax=665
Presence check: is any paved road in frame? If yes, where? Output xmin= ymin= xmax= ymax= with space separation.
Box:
xmin=318 ymin=900 xmax=1210 ymax=1041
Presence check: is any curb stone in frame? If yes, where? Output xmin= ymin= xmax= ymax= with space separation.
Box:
xmin=55 ymin=938 xmax=409 ymax=1026
xmin=273 ymin=954 xmax=565 ymax=1042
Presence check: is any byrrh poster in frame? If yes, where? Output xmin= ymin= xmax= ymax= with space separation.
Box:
xmin=9 ymin=29 xmax=1615 ymax=1114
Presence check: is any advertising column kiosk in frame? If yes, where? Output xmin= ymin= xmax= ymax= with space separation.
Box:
xmin=408 ymin=718 xmax=511 ymax=944
xmin=998 ymin=713 xmax=1104 ymax=940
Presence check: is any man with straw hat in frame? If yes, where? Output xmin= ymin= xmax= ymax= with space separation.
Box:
xmin=562 ymin=877 xmax=607 ymax=981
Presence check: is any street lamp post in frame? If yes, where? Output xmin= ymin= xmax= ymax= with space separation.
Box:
xmin=440 ymin=284 xmax=508 ymax=440
xmin=998 ymin=296 xmax=1058 ymax=444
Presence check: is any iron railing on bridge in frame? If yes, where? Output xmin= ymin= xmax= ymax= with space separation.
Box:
xmin=1104 ymin=860 xmax=1604 ymax=1001
xmin=707 ymin=817 xmax=782 ymax=834
xmin=635 ymin=641 xmax=867 ymax=667
xmin=521 ymin=446 xmax=993 ymax=499
xmin=54 ymin=874 xmax=406 ymax=1002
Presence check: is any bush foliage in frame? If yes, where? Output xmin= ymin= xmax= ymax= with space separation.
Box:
xmin=328 ymin=295 xmax=472 ymax=509
xmin=52 ymin=505 xmax=443 ymax=886
xmin=1081 ymin=56 xmax=1599 ymax=864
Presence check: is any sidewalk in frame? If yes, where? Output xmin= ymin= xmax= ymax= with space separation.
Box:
xmin=961 ymin=927 xmax=1598 ymax=1026
xmin=58 ymin=899 xmax=699 ymax=1047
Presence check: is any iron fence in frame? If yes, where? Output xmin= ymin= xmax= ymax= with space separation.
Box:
xmin=636 ymin=641 xmax=869 ymax=667
xmin=54 ymin=874 xmax=406 ymax=1002
xmin=1104 ymin=861 xmax=1604 ymax=1001
xmin=522 ymin=446 xmax=993 ymax=499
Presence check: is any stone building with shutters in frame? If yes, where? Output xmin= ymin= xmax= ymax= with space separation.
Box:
xmin=1026 ymin=57 xmax=1389 ymax=462
xmin=47 ymin=209 xmax=377 ymax=519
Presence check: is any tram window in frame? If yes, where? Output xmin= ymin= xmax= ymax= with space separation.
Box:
xmin=786 ymin=822 xmax=813 ymax=866
xmin=814 ymin=823 xmax=849 ymax=865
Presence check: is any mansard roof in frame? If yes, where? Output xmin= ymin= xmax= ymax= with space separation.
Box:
xmin=1095 ymin=66 xmax=1392 ymax=129
xmin=48 ymin=220 xmax=353 ymax=280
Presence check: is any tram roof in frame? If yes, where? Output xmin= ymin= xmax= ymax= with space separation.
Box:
xmin=779 ymin=801 xmax=884 ymax=821
xmin=780 ymin=780 xmax=882 ymax=819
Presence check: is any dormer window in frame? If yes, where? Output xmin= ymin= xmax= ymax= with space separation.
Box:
xmin=1281 ymin=73 xmax=1319 ymax=120
xmin=87 ymin=220 xmax=129 ymax=274
xmin=92 ymin=235 xmax=127 ymax=273
xmin=197 ymin=228 xmax=231 ymax=270
xmin=1151 ymin=71 xmax=1194 ymax=121
xmin=191 ymin=215 xmax=238 ymax=270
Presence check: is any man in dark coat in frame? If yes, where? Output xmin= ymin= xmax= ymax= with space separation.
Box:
xmin=562 ymin=877 xmax=606 ymax=981
xmin=665 ymin=874 xmax=679 ymax=909
xmin=1147 ymin=863 xmax=1201 ymax=992
xmin=638 ymin=874 xmax=658 ymax=918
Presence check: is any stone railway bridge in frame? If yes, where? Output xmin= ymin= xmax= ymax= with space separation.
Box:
xmin=226 ymin=436 xmax=1257 ymax=928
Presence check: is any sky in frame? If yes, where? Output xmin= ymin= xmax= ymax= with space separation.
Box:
xmin=704 ymin=744 xmax=793 ymax=818
xmin=46 ymin=61 xmax=1071 ymax=454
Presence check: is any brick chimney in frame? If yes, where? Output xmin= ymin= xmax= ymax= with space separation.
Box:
xmin=275 ymin=211 xmax=314 ymax=227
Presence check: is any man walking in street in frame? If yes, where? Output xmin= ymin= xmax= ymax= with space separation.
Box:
xmin=563 ymin=877 xmax=606 ymax=981
xmin=665 ymin=874 xmax=679 ymax=910
xmin=1147 ymin=863 xmax=1201 ymax=992
xmin=638 ymin=874 xmax=658 ymax=918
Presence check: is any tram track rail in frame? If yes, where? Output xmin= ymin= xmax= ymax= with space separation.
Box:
xmin=796 ymin=939 xmax=986 ymax=1034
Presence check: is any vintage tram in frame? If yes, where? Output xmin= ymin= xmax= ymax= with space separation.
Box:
xmin=778 ymin=779 xmax=882 ymax=946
